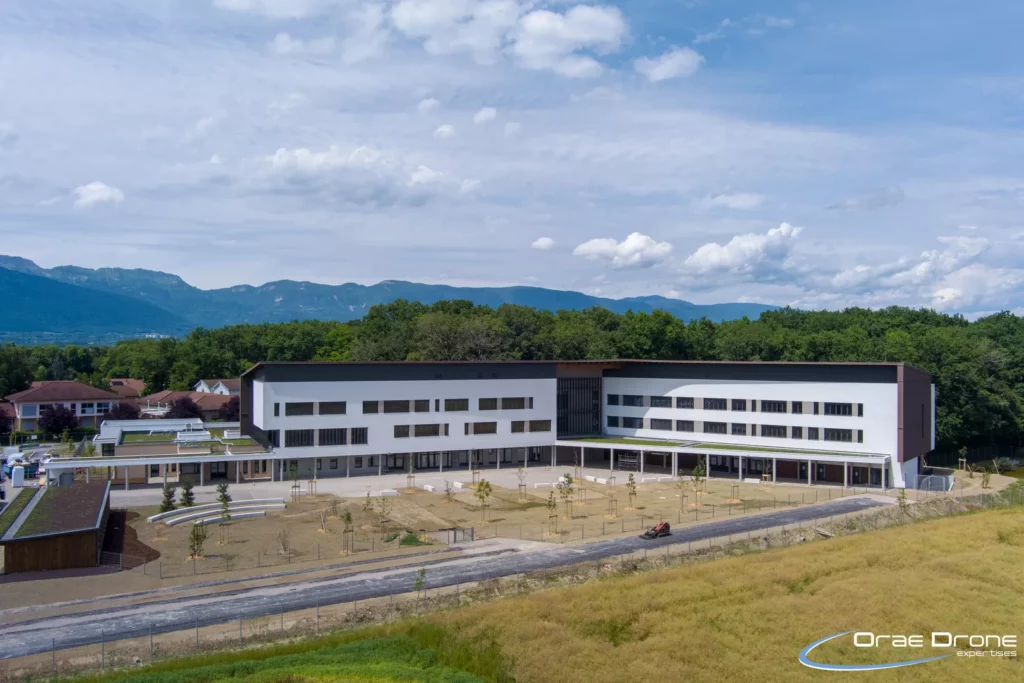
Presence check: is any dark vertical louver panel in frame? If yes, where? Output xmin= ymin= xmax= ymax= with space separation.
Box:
xmin=557 ymin=377 xmax=602 ymax=438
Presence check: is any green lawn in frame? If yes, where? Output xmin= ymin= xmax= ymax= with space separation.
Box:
xmin=81 ymin=627 xmax=506 ymax=683
xmin=15 ymin=482 xmax=108 ymax=538
xmin=0 ymin=488 xmax=36 ymax=536
xmin=121 ymin=432 xmax=178 ymax=444
xmin=692 ymin=442 xmax=861 ymax=457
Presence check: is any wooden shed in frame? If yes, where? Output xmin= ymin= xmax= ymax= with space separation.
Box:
xmin=0 ymin=482 xmax=110 ymax=574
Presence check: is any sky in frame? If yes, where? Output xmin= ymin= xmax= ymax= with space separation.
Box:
xmin=1 ymin=0 xmax=1023 ymax=316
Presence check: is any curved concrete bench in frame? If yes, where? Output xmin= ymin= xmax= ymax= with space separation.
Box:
xmin=147 ymin=498 xmax=285 ymax=523
xmin=193 ymin=510 xmax=266 ymax=526
xmin=164 ymin=504 xmax=286 ymax=526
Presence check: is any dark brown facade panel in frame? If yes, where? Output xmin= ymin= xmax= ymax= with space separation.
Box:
xmin=2 ymin=530 xmax=101 ymax=573
xmin=897 ymin=365 xmax=933 ymax=465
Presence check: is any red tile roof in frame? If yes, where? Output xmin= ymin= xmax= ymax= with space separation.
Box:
xmin=198 ymin=379 xmax=240 ymax=391
xmin=5 ymin=381 xmax=121 ymax=403
xmin=108 ymin=378 xmax=146 ymax=398
xmin=0 ymin=401 xmax=14 ymax=420
xmin=140 ymin=391 xmax=233 ymax=410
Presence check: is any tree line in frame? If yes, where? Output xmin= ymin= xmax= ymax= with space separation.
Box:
xmin=0 ymin=300 xmax=1021 ymax=451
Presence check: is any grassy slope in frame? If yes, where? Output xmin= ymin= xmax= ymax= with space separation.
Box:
xmin=85 ymin=506 xmax=1024 ymax=683
xmin=0 ymin=488 xmax=35 ymax=536
xmin=438 ymin=507 xmax=1024 ymax=683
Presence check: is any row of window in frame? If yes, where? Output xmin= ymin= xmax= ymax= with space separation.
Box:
xmin=607 ymin=395 xmax=863 ymax=417
xmin=607 ymin=415 xmax=862 ymax=443
xmin=274 ymin=397 xmax=535 ymax=417
xmin=21 ymin=402 xmax=114 ymax=418
xmin=269 ymin=418 xmax=553 ymax=448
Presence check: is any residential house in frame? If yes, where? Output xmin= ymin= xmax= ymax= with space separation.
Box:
xmin=140 ymin=390 xmax=233 ymax=421
xmin=4 ymin=381 xmax=122 ymax=431
xmin=108 ymin=378 xmax=147 ymax=399
xmin=194 ymin=379 xmax=240 ymax=396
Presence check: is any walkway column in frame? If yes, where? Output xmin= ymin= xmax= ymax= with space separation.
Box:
xmin=640 ymin=450 xmax=645 ymax=476
xmin=671 ymin=452 xmax=677 ymax=477
xmin=163 ymin=465 xmax=168 ymax=486
xmin=550 ymin=447 xmax=555 ymax=468
xmin=378 ymin=456 xmax=382 ymax=477
xmin=843 ymin=463 xmax=848 ymax=488
xmin=738 ymin=455 xmax=744 ymax=481
xmin=86 ymin=468 xmax=90 ymax=483
xmin=124 ymin=467 xmax=129 ymax=491
xmin=881 ymin=465 xmax=887 ymax=491
xmin=236 ymin=462 xmax=241 ymax=484
xmin=807 ymin=460 xmax=812 ymax=485
xmin=705 ymin=454 xmax=711 ymax=480
xmin=346 ymin=456 xmax=351 ymax=478
xmin=440 ymin=452 xmax=444 ymax=474
xmin=581 ymin=447 xmax=586 ymax=473
xmin=200 ymin=464 xmax=204 ymax=487
xmin=610 ymin=449 xmax=615 ymax=474
xmin=496 ymin=449 xmax=501 ymax=470
xmin=772 ymin=458 xmax=777 ymax=483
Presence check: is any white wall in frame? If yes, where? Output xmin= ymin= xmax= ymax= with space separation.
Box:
xmin=254 ymin=377 xmax=557 ymax=459
xmin=603 ymin=377 xmax=900 ymax=457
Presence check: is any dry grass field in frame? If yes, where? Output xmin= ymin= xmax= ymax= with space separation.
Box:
xmin=435 ymin=504 xmax=1024 ymax=683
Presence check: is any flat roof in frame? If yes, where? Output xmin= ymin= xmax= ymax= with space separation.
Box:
xmin=6 ymin=482 xmax=110 ymax=541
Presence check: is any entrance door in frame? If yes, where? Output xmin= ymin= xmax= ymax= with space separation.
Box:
xmin=798 ymin=462 xmax=808 ymax=481
xmin=211 ymin=462 xmax=228 ymax=478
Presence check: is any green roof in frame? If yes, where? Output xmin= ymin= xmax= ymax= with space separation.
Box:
xmin=568 ymin=437 xmax=688 ymax=448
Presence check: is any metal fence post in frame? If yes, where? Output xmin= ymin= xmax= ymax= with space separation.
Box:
xmin=51 ymin=638 xmax=55 ymax=676
xmin=150 ymin=623 xmax=154 ymax=660
xmin=101 ymin=632 xmax=105 ymax=671
xmin=316 ymin=602 xmax=320 ymax=634
xmin=239 ymin=619 xmax=243 ymax=643
xmin=281 ymin=606 xmax=284 ymax=631
xmin=196 ymin=615 xmax=200 ymax=649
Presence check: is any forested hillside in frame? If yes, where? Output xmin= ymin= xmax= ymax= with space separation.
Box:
xmin=1 ymin=300 xmax=1021 ymax=451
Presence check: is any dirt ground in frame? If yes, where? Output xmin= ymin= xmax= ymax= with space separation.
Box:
xmin=1 ymin=472 xmax=1012 ymax=615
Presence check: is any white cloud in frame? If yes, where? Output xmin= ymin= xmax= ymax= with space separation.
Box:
xmin=503 ymin=121 xmax=521 ymax=137
xmin=340 ymin=4 xmax=389 ymax=64
xmin=695 ymin=191 xmax=765 ymax=210
xmin=73 ymin=181 xmax=125 ymax=208
xmin=434 ymin=124 xmax=455 ymax=139
xmin=409 ymin=165 xmax=444 ymax=185
xmin=267 ymin=145 xmax=384 ymax=173
xmin=417 ymin=97 xmax=441 ymax=113
xmin=213 ymin=0 xmax=337 ymax=19
xmin=634 ymin=47 xmax=704 ymax=82
xmin=184 ymin=115 xmax=222 ymax=142
xmin=459 ymin=178 xmax=481 ymax=193
xmin=210 ymin=154 xmax=223 ymax=165
xmin=694 ymin=19 xmax=731 ymax=44
xmin=573 ymin=232 xmax=673 ymax=269
xmin=827 ymin=186 xmax=905 ymax=211
xmin=682 ymin=222 xmax=802 ymax=277
xmin=511 ymin=5 xmax=628 ymax=78
xmin=532 ymin=236 xmax=555 ymax=250
xmin=762 ymin=16 xmax=795 ymax=29
xmin=269 ymin=92 xmax=310 ymax=113
xmin=391 ymin=0 xmax=521 ymax=64
xmin=269 ymin=33 xmax=336 ymax=56
xmin=473 ymin=107 xmax=497 ymax=124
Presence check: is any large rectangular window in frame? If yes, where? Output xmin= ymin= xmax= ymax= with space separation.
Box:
xmin=319 ymin=401 xmax=347 ymax=415
xmin=318 ymin=428 xmax=347 ymax=446
xmin=622 ymin=395 xmax=644 ymax=407
xmin=528 ymin=420 xmax=552 ymax=432
xmin=791 ymin=402 xmax=803 ymax=415
xmin=731 ymin=423 xmax=747 ymax=436
xmin=857 ymin=429 xmax=864 ymax=443
xmin=394 ymin=425 xmax=410 ymax=438
xmin=285 ymin=402 xmax=314 ymax=416
xmin=650 ymin=418 xmax=672 ymax=431
xmin=760 ymin=400 xmax=787 ymax=414
xmin=273 ymin=403 xmax=279 ymax=417
xmin=649 ymin=396 xmax=672 ymax=408
xmin=824 ymin=403 xmax=853 ymax=416
xmin=512 ymin=420 xmax=526 ymax=433
xmin=445 ymin=398 xmax=469 ymax=412
xmin=383 ymin=400 xmax=410 ymax=414
xmin=791 ymin=426 xmax=803 ymax=439
xmin=761 ymin=425 xmax=787 ymax=438
xmin=858 ymin=403 xmax=864 ymax=417
xmin=607 ymin=394 xmax=620 ymax=406
xmin=414 ymin=399 xmax=430 ymax=413
xmin=704 ymin=398 xmax=727 ymax=411
xmin=703 ymin=421 xmax=727 ymax=434
xmin=351 ymin=427 xmax=368 ymax=445
xmin=284 ymin=429 xmax=314 ymax=447
xmin=808 ymin=427 xmax=820 ymax=440
xmin=266 ymin=430 xmax=280 ymax=448
xmin=479 ymin=398 xmax=498 ymax=411
xmin=731 ymin=399 xmax=747 ymax=411
xmin=824 ymin=428 xmax=853 ymax=442
xmin=676 ymin=420 xmax=694 ymax=432
xmin=676 ymin=396 xmax=694 ymax=409
xmin=414 ymin=423 xmax=441 ymax=437
xmin=622 ymin=416 xmax=643 ymax=429
xmin=472 ymin=421 xmax=498 ymax=434
xmin=606 ymin=416 xmax=619 ymax=428
xmin=362 ymin=401 xmax=379 ymax=414
xmin=502 ymin=397 xmax=527 ymax=410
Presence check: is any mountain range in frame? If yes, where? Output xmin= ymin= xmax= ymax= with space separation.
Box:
xmin=0 ymin=256 xmax=777 ymax=345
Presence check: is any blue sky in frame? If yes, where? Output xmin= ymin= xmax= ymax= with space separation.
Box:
xmin=1 ymin=1 xmax=1022 ymax=315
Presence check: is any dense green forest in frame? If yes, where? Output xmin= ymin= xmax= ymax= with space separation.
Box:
xmin=1 ymin=300 xmax=1021 ymax=453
